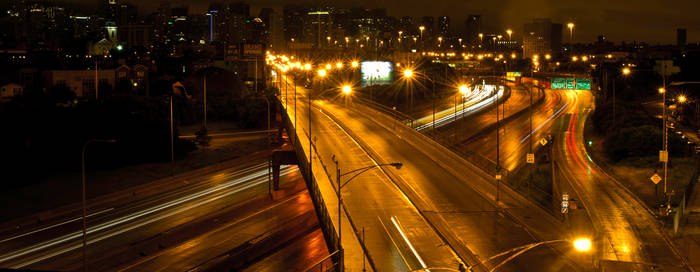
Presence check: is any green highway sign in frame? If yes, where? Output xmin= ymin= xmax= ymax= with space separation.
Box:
xmin=552 ymin=78 xmax=566 ymax=89
xmin=576 ymin=78 xmax=591 ymax=90
xmin=566 ymin=78 xmax=576 ymax=89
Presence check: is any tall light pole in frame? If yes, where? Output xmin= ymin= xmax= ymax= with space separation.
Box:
xmin=81 ymin=139 xmax=115 ymax=272
xmin=202 ymin=73 xmax=208 ymax=133
xmin=659 ymin=87 xmax=668 ymax=207
xmin=332 ymin=155 xmax=402 ymax=268
xmin=567 ymin=23 xmax=575 ymax=54
xmin=403 ymin=68 xmax=414 ymax=115
xmin=457 ymin=85 xmax=469 ymax=143
xmin=467 ymin=238 xmax=592 ymax=271
xmin=496 ymin=82 xmax=501 ymax=203
xmin=506 ymin=29 xmax=512 ymax=41
xmin=479 ymin=33 xmax=484 ymax=44
xmin=170 ymin=96 xmax=175 ymax=177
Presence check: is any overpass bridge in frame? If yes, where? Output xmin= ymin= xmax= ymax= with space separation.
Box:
xmin=271 ymin=74 xmax=584 ymax=271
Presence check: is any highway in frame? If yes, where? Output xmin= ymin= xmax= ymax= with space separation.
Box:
xmin=552 ymin=90 xmax=688 ymax=271
xmin=0 ymin=155 xmax=317 ymax=271
xmin=281 ymin=75 xmax=584 ymax=271
xmin=460 ymin=87 xmax=565 ymax=172
xmin=285 ymin=79 xmax=459 ymax=271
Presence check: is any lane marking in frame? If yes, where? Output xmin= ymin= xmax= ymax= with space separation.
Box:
xmin=391 ymin=216 xmax=427 ymax=269
xmin=0 ymin=208 xmax=114 ymax=244
xmin=377 ymin=216 xmax=412 ymax=270
xmin=2 ymin=166 xmax=295 ymax=267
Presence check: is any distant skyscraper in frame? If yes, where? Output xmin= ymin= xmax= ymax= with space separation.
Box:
xmin=399 ymin=16 xmax=413 ymax=34
xmin=117 ymin=3 xmax=137 ymax=27
xmin=420 ymin=16 xmax=434 ymax=37
xmin=283 ymin=5 xmax=305 ymax=43
xmin=522 ymin=18 xmax=562 ymax=59
xmin=464 ymin=15 xmax=480 ymax=44
xmin=438 ymin=16 xmax=450 ymax=37
xmin=267 ymin=10 xmax=285 ymax=50
xmin=100 ymin=0 xmax=117 ymax=22
xmin=677 ymin=28 xmax=687 ymax=47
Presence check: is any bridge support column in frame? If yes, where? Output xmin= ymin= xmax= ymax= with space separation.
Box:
xmin=272 ymin=150 xmax=298 ymax=190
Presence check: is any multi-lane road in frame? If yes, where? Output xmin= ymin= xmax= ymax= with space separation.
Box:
xmin=281 ymin=75 xmax=584 ymax=271
xmin=553 ymin=90 xmax=688 ymax=271
xmin=0 ymin=154 xmax=324 ymax=271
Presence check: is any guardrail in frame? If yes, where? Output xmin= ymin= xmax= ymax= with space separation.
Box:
xmin=355 ymin=84 xmax=556 ymax=213
xmin=275 ymin=95 xmax=343 ymax=270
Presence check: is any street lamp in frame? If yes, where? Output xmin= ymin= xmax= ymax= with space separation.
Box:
xmin=419 ymin=25 xmax=425 ymax=40
xmin=402 ymin=69 xmax=415 ymax=114
xmin=318 ymin=69 xmax=327 ymax=77
xmin=479 ymin=33 xmax=484 ymax=44
xmin=332 ymin=157 xmax=402 ymax=269
xmin=567 ymin=22 xmax=574 ymax=42
xmin=454 ymin=84 xmax=470 ymax=143
xmin=81 ymin=139 xmax=116 ymax=272
xmin=506 ymin=29 xmax=512 ymax=41
xmin=341 ymin=85 xmax=352 ymax=95
xmin=351 ymin=61 xmax=359 ymax=68
xmin=467 ymin=238 xmax=593 ymax=271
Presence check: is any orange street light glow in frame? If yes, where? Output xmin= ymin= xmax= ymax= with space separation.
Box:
xmin=403 ymin=69 xmax=413 ymax=78
xmin=341 ymin=85 xmax=352 ymax=95
xmin=573 ymin=238 xmax=592 ymax=252
xmin=318 ymin=69 xmax=327 ymax=77
xmin=459 ymin=85 xmax=469 ymax=95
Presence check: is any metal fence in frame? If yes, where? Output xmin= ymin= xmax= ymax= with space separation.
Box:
xmin=355 ymin=86 xmax=557 ymax=214
xmin=277 ymin=96 xmax=343 ymax=270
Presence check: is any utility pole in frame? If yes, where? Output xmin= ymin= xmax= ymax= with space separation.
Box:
xmin=662 ymin=61 xmax=669 ymax=212
xmin=95 ymin=57 xmax=99 ymax=100
xmin=203 ymin=75 xmax=207 ymax=132
xmin=529 ymin=83 xmax=534 ymax=197
xmin=496 ymin=82 xmax=501 ymax=203
xmin=170 ymin=96 xmax=174 ymax=177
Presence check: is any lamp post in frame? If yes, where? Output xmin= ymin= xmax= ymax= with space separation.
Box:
xmin=506 ymin=29 xmax=512 ymax=41
xmin=332 ymin=155 xmax=402 ymax=270
xmin=659 ymin=87 xmax=667 ymax=205
xmin=467 ymin=238 xmax=592 ymax=271
xmin=615 ymin=67 xmax=632 ymax=125
xmin=81 ymin=139 xmax=116 ymax=272
xmin=402 ymin=68 xmax=414 ymax=115
xmin=456 ymin=85 xmax=469 ymax=143
xmin=567 ymin=23 xmax=574 ymax=55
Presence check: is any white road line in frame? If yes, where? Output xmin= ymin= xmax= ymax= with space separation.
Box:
xmin=1 ymin=165 xmax=295 ymax=267
xmin=0 ymin=208 xmax=114 ymax=244
xmin=391 ymin=216 xmax=427 ymax=269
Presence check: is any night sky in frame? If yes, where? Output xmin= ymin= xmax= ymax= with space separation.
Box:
xmin=73 ymin=0 xmax=699 ymax=44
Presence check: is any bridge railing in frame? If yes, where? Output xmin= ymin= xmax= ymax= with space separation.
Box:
xmin=277 ymin=95 xmax=343 ymax=269
xmin=353 ymin=84 xmax=558 ymax=213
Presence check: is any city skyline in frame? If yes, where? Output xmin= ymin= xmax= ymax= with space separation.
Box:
xmin=53 ymin=0 xmax=699 ymax=44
